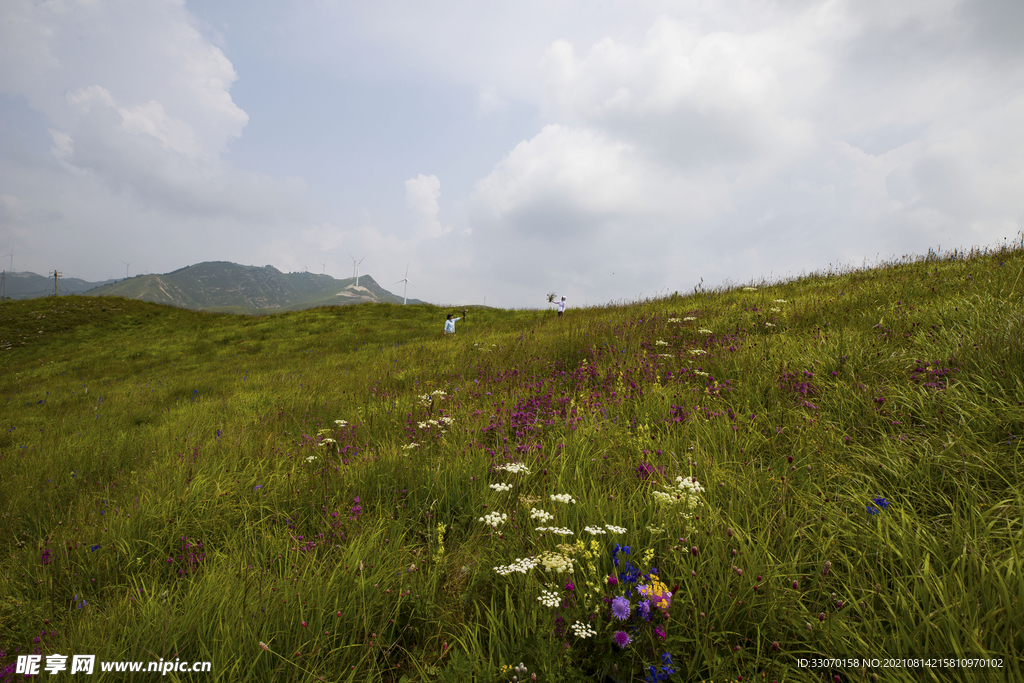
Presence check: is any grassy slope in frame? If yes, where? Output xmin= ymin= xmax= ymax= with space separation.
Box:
xmin=1 ymin=247 xmax=1022 ymax=682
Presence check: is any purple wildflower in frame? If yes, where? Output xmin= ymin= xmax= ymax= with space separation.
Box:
xmin=613 ymin=630 xmax=631 ymax=648
xmin=611 ymin=596 xmax=631 ymax=620
xmin=637 ymin=599 xmax=651 ymax=620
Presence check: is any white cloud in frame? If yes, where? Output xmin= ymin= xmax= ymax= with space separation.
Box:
xmin=405 ymin=174 xmax=450 ymax=238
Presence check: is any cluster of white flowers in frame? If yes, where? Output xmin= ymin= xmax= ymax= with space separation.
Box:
xmin=688 ymin=349 xmax=707 ymax=356
xmin=495 ymin=462 xmax=531 ymax=474
xmin=478 ymin=511 xmax=508 ymax=528
xmin=537 ymin=551 xmax=573 ymax=574
xmin=646 ymin=524 xmax=665 ymax=533
xmin=655 ymin=340 xmax=669 ymax=346
xmin=305 ymin=455 xmax=317 ymax=463
xmin=667 ymin=318 xmax=681 ymax=323
xmin=490 ymin=483 xmax=513 ymax=492
xmin=694 ymin=370 xmax=710 ymax=377
xmin=765 ymin=322 xmax=776 ymax=328
xmin=774 ymin=299 xmax=788 ymax=303
xmin=683 ymin=316 xmax=696 ymax=321
xmin=570 ymin=620 xmax=597 ymax=638
xmin=550 ymin=493 xmax=576 ymax=504
xmin=418 ymin=416 xmax=455 ymax=433
xmin=698 ymin=328 xmax=713 ymax=335
xmin=743 ymin=287 xmax=757 ymax=291
xmin=530 ymin=508 xmax=554 ymax=522
xmin=537 ymin=590 xmax=561 ymax=608
xmin=401 ymin=442 xmax=419 ymax=451
xmin=334 ymin=419 xmax=348 ymax=427
xmin=418 ymin=389 xmax=448 ymax=406
xmin=653 ymin=476 xmax=706 ymax=518
xmin=319 ymin=437 xmax=336 ymax=445
xmin=604 ymin=524 xmax=627 ymax=534
xmin=659 ymin=354 xmax=673 ymax=358
xmin=493 ymin=557 xmax=538 ymax=575
xmin=583 ymin=526 xmax=606 ymax=534
xmin=770 ymin=307 xmax=781 ymax=312
xmin=536 ymin=526 xmax=574 ymax=535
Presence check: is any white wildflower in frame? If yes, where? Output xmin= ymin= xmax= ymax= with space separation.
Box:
xmin=538 ymin=590 xmax=561 ymax=608
xmin=334 ymin=420 xmax=348 ymax=427
xmin=646 ymin=525 xmax=665 ymax=533
xmin=305 ymin=455 xmax=317 ymax=463
xmin=550 ymin=493 xmax=576 ymax=504
xmin=496 ymin=462 xmax=531 ymax=475
xmin=694 ymin=370 xmax=710 ymax=377
xmin=667 ymin=318 xmax=681 ymax=323
xmin=571 ymin=620 xmax=597 ymax=638
xmin=583 ymin=526 xmax=606 ymax=535
xmin=490 ymin=483 xmax=513 ymax=493
xmin=743 ymin=287 xmax=757 ymax=291
xmin=536 ymin=527 xmax=575 ymax=535
xmin=683 ymin=316 xmax=696 ymax=321
xmin=774 ymin=299 xmax=788 ymax=303
xmin=688 ymin=349 xmax=707 ymax=356
xmin=431 ymin=390 xmax=447 ymax=398
xmin=320 ymin=437 xmax=336 ymax=445
xmin=530 ymin=508 xmax=554 ymax=523
xmin=401 ymin=442 xmax=420 ymax=450
xmin=537 ymin=551 xmax=573 ymax=574
xmin=765 ymin=322 xmax=776 ymax=328
xmin=494 ymin=557 xmax=538 ymax=575
xmin=655 ymin=340 xmax=669 ymax=346
xmin=604 ymin=524 xmax=627 ymax=534
xmin=659 ymin=353 xmax=673 ymax=358
xmin=770 ymin=307 xmax=780 ymax=312
xmin=478 ymin=511 xmax=508 ymax=528
xmin=653 ymin=476 xmax=706 ymax=519
xmin=698 ymin=328 xmax=713 ymax=334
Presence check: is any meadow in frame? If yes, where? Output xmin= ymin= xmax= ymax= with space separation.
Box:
xmin=1 ymin=245 xmax=1022 ymax=682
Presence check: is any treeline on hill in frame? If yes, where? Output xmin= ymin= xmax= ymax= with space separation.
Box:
xmin=0 ymin=244 xmax=1022 ymax=683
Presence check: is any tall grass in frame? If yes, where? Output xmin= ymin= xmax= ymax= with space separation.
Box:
xmin=1 ymin=244 xmax=1022 ymax=682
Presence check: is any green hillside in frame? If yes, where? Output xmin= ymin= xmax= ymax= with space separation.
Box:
xmin=1 ymin=245 xmax=1022 ymax=682
xmin=82 ymin=261 xmax=422 ymax=312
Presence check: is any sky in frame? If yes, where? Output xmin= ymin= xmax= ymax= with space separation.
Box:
xmin=1 ymin=0 xmax=1022 ymax=308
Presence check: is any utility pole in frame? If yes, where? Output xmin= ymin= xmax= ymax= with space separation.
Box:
xmin=0 ymin=270 xmax=6 ymax=300
xmin=51 ymin=270 xmax=61 ymax=296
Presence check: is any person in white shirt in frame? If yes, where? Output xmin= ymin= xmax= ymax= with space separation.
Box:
xmin=556 ymin=296 xmax=566 ymax=317
xmin=444 ymin=311 xmax=465 ymax=335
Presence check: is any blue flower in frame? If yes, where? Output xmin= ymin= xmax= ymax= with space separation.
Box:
xmin=637 ymin=599 xmax=651 ymax=620
xmin=867 ymin=496 xmax=889 ymax=515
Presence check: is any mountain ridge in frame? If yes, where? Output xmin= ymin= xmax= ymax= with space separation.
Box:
xmin=5 ymin=262 xmax=424 ymax=313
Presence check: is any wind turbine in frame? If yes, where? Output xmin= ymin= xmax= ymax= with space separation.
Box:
xmin=320 ymin=261 xmax=327 ymax=275
xmin=3 ymin=251 xmax=12 ymax=274
xmin=393 ymin=264 xmax=411 ymax=305
xmin=121 ymin=260 xmax=132 ymax=279
xmin=349 ymin=253 xmax=366 ymax=286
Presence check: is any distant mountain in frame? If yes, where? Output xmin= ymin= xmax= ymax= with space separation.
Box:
xmin=78 ymin=262 xmax=424 ymax=313
xmin=1 ymin=271 xmax=116 ymax=299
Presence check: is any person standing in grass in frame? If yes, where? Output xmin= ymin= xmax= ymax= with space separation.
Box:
xmin=444 ymin=310 xmax=466 ymax=336
xmin=556 ymin=296 xmax=567 ymax=317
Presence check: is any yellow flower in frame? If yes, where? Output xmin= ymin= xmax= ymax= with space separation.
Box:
xmin=639 ymin=578 xmax=672 ymax=610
